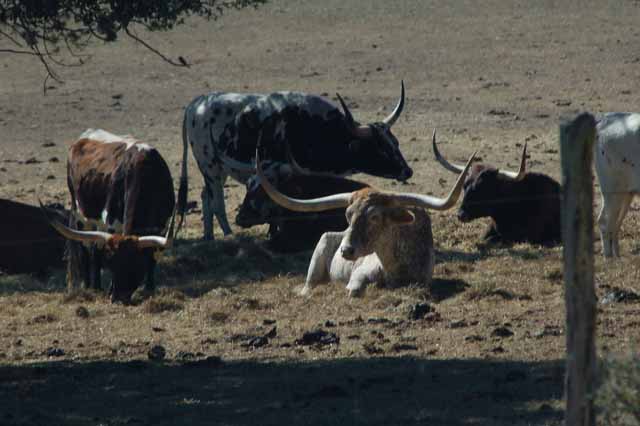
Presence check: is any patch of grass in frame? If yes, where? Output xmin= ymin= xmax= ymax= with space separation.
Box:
xmin=466 ymin=281 xmax=498 ymax=301
xmin=62 ymin=289 xmax=98 ymax=304
xmin=208 ymin=311 xmax=229 ymax=324
xmin=597 ymin=353 xmax=640 ymax=425
xmin=545 ymin=268 xmax=563 ymax=283
xmin=27 ymin=313 xmax=58 ymax=324
xmin=143 ymin=289 xmax=186 ymax=314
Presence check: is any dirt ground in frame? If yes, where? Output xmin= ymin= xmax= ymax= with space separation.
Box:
xmin=2 ymin=1 xmax=640 ymax=425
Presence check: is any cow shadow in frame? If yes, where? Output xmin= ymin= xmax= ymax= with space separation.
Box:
xmin=429 ymin=277 xmax=470 ymax=302
xmin=0 ymin=356 xmax=565 ymax=426
xmin=0 ymin=235 xmax=310 ymax=298
xmin=158 ymin=235 xmax=310 ymax=298
xmin=437 ymin=243 xmax=557 ymax=265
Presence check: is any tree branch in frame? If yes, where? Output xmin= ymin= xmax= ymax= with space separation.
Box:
xmin=124 ymin=26 xmax=189 ymax=67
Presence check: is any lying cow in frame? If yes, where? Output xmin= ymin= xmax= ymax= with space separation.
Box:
xmin=44 ymin=129 xmax=176 ymax=303
xmin=236 ymin=170 xmax=369 ymax=252
xmin=594 ymin=112 xmax=640 ymax=257
xmin=179 ymin=82 xmax=413 ymax=239
xmin=0 ymin=199 xmax=67 ymax=274
xmin=432 ymin=130 xmax=561 ymax=245
xmin=256 ymin=145 xmax=476 ymax=296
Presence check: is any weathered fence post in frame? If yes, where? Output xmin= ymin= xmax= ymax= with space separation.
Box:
xmin=560 ymin=113 xmax=597 ymax=426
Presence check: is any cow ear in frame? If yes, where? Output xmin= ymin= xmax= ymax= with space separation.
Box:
xmin=387 ymin=207 xmax=415 ymax=225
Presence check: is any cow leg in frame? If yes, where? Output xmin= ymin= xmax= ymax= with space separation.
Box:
xmin=598 ymin=192 xmax=632 ymax=257
xmin=301 ymin=232 xmax=343 ymax=296
xmin=89 ymin=246 xmax=102 ymax=290
xmin=201 ymin=183 xmax=215 ymax=240
xmin=144 ymin=253 xmax=157 ymax=292
xmin=212 ymin=173 xmax=233 ymax=236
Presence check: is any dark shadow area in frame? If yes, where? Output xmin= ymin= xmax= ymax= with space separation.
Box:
xmin=0 ymin=235 xmax=310 ymax=298
xmin=0 ymin=356 xmax=565 ymax=426
xmin=437 ymin=244 xmax=555 ymax=264
xmin=157 ymin=235 xmax=309 ymax=297
xmin=429 ymin=278 xmax=470 ymax=302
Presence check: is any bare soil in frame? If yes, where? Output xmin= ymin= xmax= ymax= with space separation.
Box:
xmin=2 ymin=1 xmax=640 ymax=425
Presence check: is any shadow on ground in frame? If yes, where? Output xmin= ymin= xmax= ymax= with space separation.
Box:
xmin=0 ymin=235 xmax=310 ymax=298
xmin=0 ymin=356 xmax=564 ymax=426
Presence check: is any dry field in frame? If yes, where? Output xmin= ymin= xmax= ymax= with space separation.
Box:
xmin=2 ymin=1 xmax=640 ymax=425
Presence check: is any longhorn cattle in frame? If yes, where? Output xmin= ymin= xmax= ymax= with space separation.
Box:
xmin=178 ymin=82 xmax=413 ymax=240
xmin=236 ymin=171 xmax=369 ymax=252
xmin=594 ymin=112 xmax=640 ymax=257
xmin=432 ymin=131 xmax=561 ymax=245
xmin=256 ymin=145 xmax=476 ymax=296
xmin=0 ymin=199 xmax=67 ymax=274
xmin=44 ymin=129 xmax=176 ymax=303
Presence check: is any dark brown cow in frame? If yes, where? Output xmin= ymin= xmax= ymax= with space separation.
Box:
xmin=236 ymin=173 xmax=369 ymax=252
xmin=433 ymin=131 xmax=561 ymax=245
xmin=45 ymin=129 xmax=176 ymax=303
xmin=0 ymin=199 xmax=67 ymax=274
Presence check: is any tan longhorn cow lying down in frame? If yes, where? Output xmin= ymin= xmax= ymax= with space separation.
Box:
xmin=257 ymin=147 xmax=476 ymax=296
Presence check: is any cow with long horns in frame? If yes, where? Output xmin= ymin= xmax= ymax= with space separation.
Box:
xmin=178 ymin=83 xmax=413 ymax=240
xmin=44 ymin=129 xmax=176 ymax=303
xmin=432 ymin=131 xmax=561 ymax=245
xmin=236 ymin=171 xmax=369 ymax=252
xmin=256 ymin=144 xmax=476 ymax=296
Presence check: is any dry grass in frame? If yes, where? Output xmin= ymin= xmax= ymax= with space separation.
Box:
xmin=4 ymin=0 xmax=640 ymax=424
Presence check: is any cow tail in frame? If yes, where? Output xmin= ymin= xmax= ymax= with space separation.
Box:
xmin=176 ymin=110 xmax=189 ymax=235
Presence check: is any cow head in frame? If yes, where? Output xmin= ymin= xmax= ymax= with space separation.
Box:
xmin=256 ymin=145 xmax=475 ymax=261
xmin=235 ymin=161 xmax=293 ymax=228
xmin=41 ymin=203 xmax=175 ymax=303
xmin=431 ymin=130 xmax=527 ymax=222
xmin=337 ymin=81 xmax=413 ymax=181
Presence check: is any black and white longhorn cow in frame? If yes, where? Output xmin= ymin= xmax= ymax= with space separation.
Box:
xmin=178 ymin=83 xmax=413 ymax=239
xmin=44 ymin=129 xmax=176 ymax=303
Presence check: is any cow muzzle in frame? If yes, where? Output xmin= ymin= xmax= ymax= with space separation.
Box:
xmin=340 ymin=244 xmax=357 ymax=260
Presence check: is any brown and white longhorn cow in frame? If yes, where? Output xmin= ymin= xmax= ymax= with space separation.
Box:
xmin=44 ymin=129 xmax=176 ymax=303
xmin=256 ymin=145 xmax=476 ymax=296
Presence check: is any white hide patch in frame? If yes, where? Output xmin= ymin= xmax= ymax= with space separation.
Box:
xmin=79 ymin=128 xmax=150 ymax=152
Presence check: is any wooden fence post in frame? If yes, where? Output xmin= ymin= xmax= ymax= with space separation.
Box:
xmin=560 ymin=113 xmax=597 ymax=426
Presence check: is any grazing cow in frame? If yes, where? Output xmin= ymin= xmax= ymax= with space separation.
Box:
xmin=594 ymin=112 xmax=640 ymax=257
xmin=178 ymin=82 xmax=413 ymax=240
xmin=432 ymin=131 xmax=561 ymax=245
xmin=0 ymin=199 xmax=67 ymax=274
xmin=256 ymin=145 xmax=476 ymax=296
xmin=236 ymin=171 xmax=369 ymax=252
xmin=44 ymin=129 xmax=176 ymax=303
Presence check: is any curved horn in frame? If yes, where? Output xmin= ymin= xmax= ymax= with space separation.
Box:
xmin=336 ymin=93 xmax=372 ymax=139
xmin=137 ymin=205 xmax=177 ymax=249
xmin=392 ymin=151 xmax=477 ymax=211
xmin=382 ymin=80 xmax=405 ymax=126
xmin=432 ymin=129 xmax=466 ymax=174
xmin=217 ymin=150 xmax=256 ymax=173
xmin=257 ymin=145 xmax=352 ymax=212
xmin=39 ymin=200 xmax=112 ymax=243
xmin=497 ymin=143 xmax=527 ymax=181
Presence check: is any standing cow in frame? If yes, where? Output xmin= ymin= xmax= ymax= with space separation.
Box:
xmin=178 ymin=82 xmax=413 ymax=240
xmin=256 ymin=145 xmax=476 ymax=296
xmin=594 ymin=112 xmax=640 ymax=257
xmin=45 ymin=129 xmax=176 ymax=303
xmin=432 ymin=131 xmax=561 ymax=245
